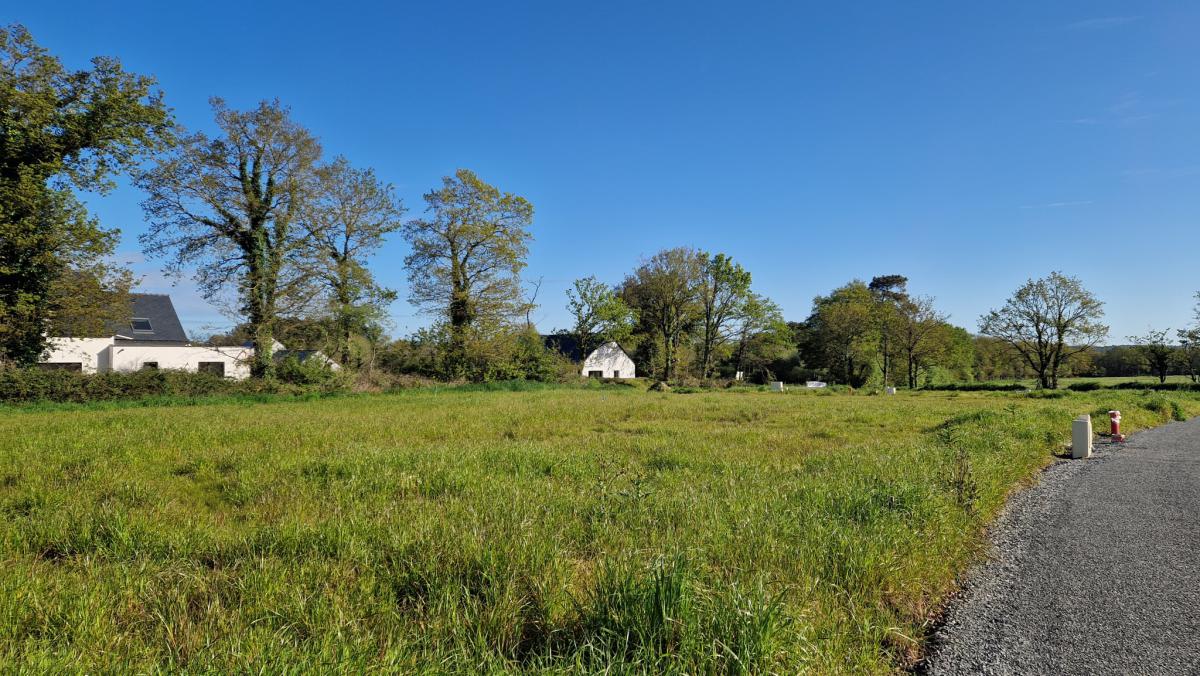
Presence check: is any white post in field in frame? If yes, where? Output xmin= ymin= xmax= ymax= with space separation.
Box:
xmin=1071 ymin=415 xmax=1093 ymax=459
xmin=770 ymin=381 xmax=785 ymax=392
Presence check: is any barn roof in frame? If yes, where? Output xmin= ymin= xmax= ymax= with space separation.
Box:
xmin=110 ymin=294 xmax=189 ymax=344
xmin=542 ymin=335 xmax=632 ymax=362
xmin=542 ymin=334 xmax=583 ymax=361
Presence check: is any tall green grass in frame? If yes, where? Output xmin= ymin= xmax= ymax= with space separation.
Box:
xmin=0 ymin=388 xmax=1194 ymax=672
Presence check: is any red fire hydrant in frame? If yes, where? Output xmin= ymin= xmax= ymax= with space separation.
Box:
xmin=1109 ymin=410 xmax=1125 ymax=442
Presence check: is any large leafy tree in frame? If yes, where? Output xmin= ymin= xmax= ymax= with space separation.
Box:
xmin=1179 ymin=292 xmax=1200 ymax=383
xmin=1177 ymin=328 xmax=1200 ymax=383
xmin=868 ymin=274 xmax=908 ymax=386
xmin=696 ymin=252 xmax=752 ymax=379
xmin=298 ymin=157 xmax=405 ymax=367
xmin=895 ymin=295 xmax=948 ymax=388
xmin=565 ymin=275 xmax=636 ymax=359
xmin=1130 ymin=328 xmax=1174 ymax=384
xmin=621 ymin=247 xmax=704 ymax=381
xmin=402 ymin=169 xmax=533 ymax=370
xmin=730 ymin=292 xmax=790 ymax=381
xmin=805 ymin=281 xmax=878 ymax=386
xmin=0 ymin=24 xmax=170 ymax=364
xmin=979 ymin=272 xmax=1107 ymax=389
xmin=137 ymin=98 xmax=321 ymax=378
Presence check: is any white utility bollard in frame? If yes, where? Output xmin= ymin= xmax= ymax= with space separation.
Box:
xmin=770 ymin=381 xmax=785 ymax=392
xmin=1071 ymin=414 xmax=1093 ymax=459
xmin=885 ymin=386 xmax=897 ymax=395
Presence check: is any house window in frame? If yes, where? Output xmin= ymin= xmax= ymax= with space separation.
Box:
xmin=198 ymin=362 xmax=225 ymax=377
xmin=38 ymin=362 xmax=82 ymax=372
xmin=130 ymin=318 xmax=153 ymax=332
xmin=612 ymin=370 xmax=621 ymax=379
xmin=588 ymin=370 xmax=603 ymax=378
xmin=141 ymin=362 xmax=159 ymax=370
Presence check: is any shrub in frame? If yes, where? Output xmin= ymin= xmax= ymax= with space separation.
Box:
xmin=1140 ymin=394 xmax=1188 ymax=421
xmin=1066 ymin=381 xmax=1102 ymax=392
xmin=378 ymin=325 xmax=575 ymax=383
xmin=1140 ymin=394 xmax=1187 ymax=422
xmin=275 ymin=355 xmax=346 ymax=387
xmin=1026 ymin=390 xmax=1070 ymax=399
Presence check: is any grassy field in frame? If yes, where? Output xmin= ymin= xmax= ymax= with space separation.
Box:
xmin=1 ymin=385 xmax=1196 ymax=672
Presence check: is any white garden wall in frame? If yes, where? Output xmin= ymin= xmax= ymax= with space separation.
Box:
xmin=42 ymin=338 xmax=114 ymax=373
xmin=108 ymin=344 xmax=252 ymax=379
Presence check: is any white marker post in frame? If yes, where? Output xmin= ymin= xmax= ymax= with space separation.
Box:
xmin=1072 ymin=414 xmax=1093 ymax=459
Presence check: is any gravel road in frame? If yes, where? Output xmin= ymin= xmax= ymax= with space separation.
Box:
xmin=924 ymin=417 xmax=1200 ymax=675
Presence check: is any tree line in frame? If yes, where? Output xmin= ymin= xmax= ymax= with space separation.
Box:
xmin=4 ymin=25 xmax=1197 ymax=390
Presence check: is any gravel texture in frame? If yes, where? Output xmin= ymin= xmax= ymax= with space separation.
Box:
xmin=924 ymin=417 xmax=1200 ymax=675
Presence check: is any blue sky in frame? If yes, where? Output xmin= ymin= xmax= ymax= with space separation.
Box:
xmin=18 ymin=1 xmax=1200 ymax=341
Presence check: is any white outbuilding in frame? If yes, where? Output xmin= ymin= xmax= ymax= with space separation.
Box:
xmin=543 ymin=335 xmax=636 ymax=379
xmin=579 ymin=341 xmax=636 ymax=379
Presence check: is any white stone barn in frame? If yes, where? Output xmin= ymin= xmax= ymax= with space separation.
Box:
xmin=580 ymin=342 xmax=636 ymax=379
xmin=39 ymin=293 xmax=334 ymax=379
xmin=543 ymin=336 xmax=636 ymax=379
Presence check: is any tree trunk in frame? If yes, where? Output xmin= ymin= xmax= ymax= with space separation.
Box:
xmin=663 ymin=331 xmax=675 ymax=381
xmin=246 ymin=242 xmax=276 ymax=379
xmin=881 ymin=332 xmax=890 ymax=386
xmin=335 ymin=283 xmax=354 ymax=367
xmin=734 ymin=335 xmax=748 ymax=376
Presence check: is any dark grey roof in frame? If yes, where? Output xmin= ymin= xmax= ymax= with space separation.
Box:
xmin=542 ymin=335 xmax=632 ymax=363
xmin=110 ymin=294 xmax=190 ymax=344
xmin=543 ymin=334 xmax=583 ymax=361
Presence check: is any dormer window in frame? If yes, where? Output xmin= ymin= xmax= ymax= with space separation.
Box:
xmin=130 ymin=318 xmax=153 ymax=333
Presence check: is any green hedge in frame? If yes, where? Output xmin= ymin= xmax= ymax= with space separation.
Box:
xmin=0 ymin=367 xmax=347 ymax=405
xmin=1111 ymin=381 xmax=1200 ymax=391
xmin=924 ymin=382 xmax=1027 ymax=392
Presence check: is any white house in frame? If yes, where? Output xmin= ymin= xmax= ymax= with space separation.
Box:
xmin=543 ymin=335 xmax=636 ymax=379
xmin=580 ymin=341 xmax=636 ymax=379
xmin=39 ymin=293 xmax=333 ymax=379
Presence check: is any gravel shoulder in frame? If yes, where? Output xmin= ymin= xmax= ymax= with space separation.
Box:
xmin=923 ymin=417 xmax=1200 ymax=675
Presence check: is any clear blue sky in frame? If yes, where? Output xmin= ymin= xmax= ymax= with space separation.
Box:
xmin=18 ymin=1 xmax=1200 ymax=341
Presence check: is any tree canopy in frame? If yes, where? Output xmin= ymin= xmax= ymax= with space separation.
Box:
xmin=621 ymin=247 xmax=705 ymax=381
xmin=565 ymin=276 xmax=636 ymax=358
xmin=402 ymin=169 xmax=533 ymax=375
xmin=0 ymin=24 xmax=170 ymax=363
xmin=298 ymin=157 xmax=405 ymax=367
xmin=138 ymin=98 xmax=321 ymax=377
